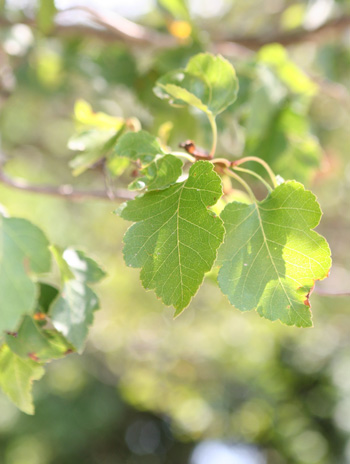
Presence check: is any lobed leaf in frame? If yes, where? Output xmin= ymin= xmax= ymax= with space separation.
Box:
xmin=114 ymin=130 xmax=165 ymax=163
xmin=217 ymin=181 xmax=331 ymax=327
xmin=114 ymin=131 xmax=183 ymax=191
xmin=129 ymin=154 xmax=183 ymax=191
xmin=154 ymin=53 xmax=239 ymax=116
xmin=118 ymin=161 xmax=225 ymax=314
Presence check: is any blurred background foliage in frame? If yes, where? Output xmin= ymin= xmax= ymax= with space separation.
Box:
xmin=1 ymin=0 xmax=350 ymax=463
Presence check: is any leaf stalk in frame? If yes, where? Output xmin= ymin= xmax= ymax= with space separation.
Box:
xmin=233 ymin=156 xmax=278 ymax=188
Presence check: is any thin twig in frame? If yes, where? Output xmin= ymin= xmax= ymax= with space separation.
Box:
xmin=1 ymin=10 xmax=350 ymax=50
xmin=216 ymin=15 xmax=350 ymax=49
xmin=58 ymin=6 xmax=177 ymax=47
xmin=0 ymin=169 xmax=134 ymax=202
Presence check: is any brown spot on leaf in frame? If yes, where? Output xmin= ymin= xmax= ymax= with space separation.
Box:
xmin=28 ymin=352 xmax=39 ymax=362
xmin=304 ymin=282 xmax=316 ymax=308
xmin=34 ymin=312 xmax=46 ymax=321
xmin=23 ymin=257 xmax=31 ymax=274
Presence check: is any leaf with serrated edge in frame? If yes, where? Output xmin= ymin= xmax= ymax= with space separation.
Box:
xmin=129 ymin=154 xmax=183 ymax=191
xmin=119 ymin=161 xmax=225 ymax=314
xmin=186 ymin=53 xmax=239 ymax=115
xmin=217 ymin=181 xmax=331 ymax=327
xmin=0 ymin=217 xmax=51 ymax=334
xmin=0 ymin=345 xmax=44 ymax=414
xmin=114 ymin=130 xmax=165 ymax=164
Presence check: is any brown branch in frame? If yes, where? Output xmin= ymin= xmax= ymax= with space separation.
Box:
xmin=216 ymin=15 xmax=350 ymax=49
xmin=0 ymin=169 xmax=134 ymax=202
xmin=59 ymin=6 xmax=177 ymax=47
xmin=1 ymin=9 xmax=349 ymax=50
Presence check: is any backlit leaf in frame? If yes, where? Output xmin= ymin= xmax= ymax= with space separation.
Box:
xmin=154 ymin=53 xmax=239 ymax=116
xmin=118 ymin=161 xmax=225 ymax=314
xmin=217 ymin=181 xmax=331 ymax=327
xmin=114 ymin=130 xmax=165 ymax=163
xmin=0 ymin=345 xmax=44 ymax=415
xmin=129 ymin=154 xmax=183 ymax=191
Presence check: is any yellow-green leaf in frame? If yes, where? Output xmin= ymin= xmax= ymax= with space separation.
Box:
xmin=217 ymin=181 xmax=331 ymax=327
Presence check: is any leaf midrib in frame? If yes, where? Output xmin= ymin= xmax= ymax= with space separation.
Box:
xmin=254 ymin=202 xmax=309 ymax=325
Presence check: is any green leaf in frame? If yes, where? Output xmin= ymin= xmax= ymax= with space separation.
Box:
xmin=49 ymin=248 xmax=103 ymax=352
xmin=118 ymin=161 xmax=225 ymax=314
xmin=217 ymin=181 xmax=331 ymax=327
xmin=154 ymin=53 xmax=239 ymax=116
xmin=6 ymin=316 xmax=74 ymax=363
xmin=0 ymin=345 xmax=44 ymax=415
xmin=0 ymin=217 xmax=51 ymax=334
xmin=154 ymin=72 xmax=209 ymax=112
xmin=62 ymin=249 xmax=106 ymax=283
xmin=50 ymin=280 xmax=99 ymax=352
xmin=129 ymin=154 xmax=183 ymax=191
xmin=50 ymin=245 xmax=74 ymax=281
xmin=113 ymin=130 xmax=165 ymax=163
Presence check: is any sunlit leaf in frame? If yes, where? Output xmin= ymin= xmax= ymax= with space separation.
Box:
xmin=154 ymin=53 xmax=239 ymax=116
xmin=62 ymin=249 xmax=106 ymax=283
xmin=118 ymin=161 xmax=224 ymax=314
xmin=0 ymin=345 xmax=44 ymax=415
xmin=217 ymin=181 xmax=331 ymax=327
xmin=129 ymin=154 xmax=183 ymax=191
xmin=50 ymin=248 xmax=103 ymax=352
xmin=114 ymin=130 xmax=165 ymax=163
xmin=50 ymin=280 xmax=99 ymax=352
xmin=74 ymin=99 xmax=124 ymax=131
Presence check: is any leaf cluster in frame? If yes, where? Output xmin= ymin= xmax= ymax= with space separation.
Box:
xmin=0 ymin=216 xmax=105 ymax=413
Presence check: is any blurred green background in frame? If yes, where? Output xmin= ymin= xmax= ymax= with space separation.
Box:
xmin=1 ymin=0 xmax=350 ymax=463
